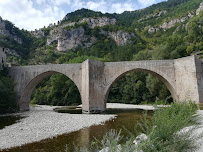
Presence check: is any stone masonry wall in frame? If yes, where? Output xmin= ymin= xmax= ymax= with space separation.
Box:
xmin=174 ymin=56 xmax=202 ymax=103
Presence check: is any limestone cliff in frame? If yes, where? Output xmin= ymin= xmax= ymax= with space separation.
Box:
xmin=148 ymin=2 xmax=203 ymax=34
xmin=79 ymin=17 xmax=116 ymax=28
xmin=0 ymin=46 xmax=20 ymax=58
xmin=46 ymin=17 xmax=133 ymax=51
xmin=57 ymin=28 xmax=85 ymax=52
xmin=160 ymin=12 xmax=194 ymax=30
xmin=47 ymin=27 xmax=97 ymax=52
xmin=196 ymin=2 xmax=203 ymax=15
xmin=148 ymin=11 xmax=195 ymax=34
xmin=101 ymin=30 xmax=135 ymax=45
xmin=0 ymin=17 xmax=22 ymax=44
xmin=30 ymin=30 xmax=45 ymax=38
xmin=138 ymin=10 xmax=167 ymax=23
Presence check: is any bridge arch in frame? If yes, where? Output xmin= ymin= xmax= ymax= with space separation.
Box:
xmin=18 ymin=70 xmax=81 ymax=111
xmin=103 ymin=68 xmax=178 ymax=107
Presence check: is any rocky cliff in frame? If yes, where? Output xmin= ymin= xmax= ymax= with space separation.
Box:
xmin=57 ymin=28 xmax=87 ymax=52
xmin=0 ymin=46 xmax=20 ymax=58
xmin=30 ymin=30 xmax=45 ymax=38
xmin=0 ymin=17 xmax=22 ymax=44
xmin=101 ymin=30 xmax=135 ymax=45
xmin=196 ymin=2 xmax=203 ymax=15
xmin=148 ymin=11 xmax=195 ymax=34
xmin=45 ymin=17 xmax=134 ymax=52
xmin=138 ymin=10 xmax=168 ymax=23
xmin=148 ymin=2 xmax=203 ymax=34
xmin=79 ymin=17 xmax=116 ymax=28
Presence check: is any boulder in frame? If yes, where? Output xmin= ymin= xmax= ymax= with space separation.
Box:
xmin=133 ymin=133 xmax=148 ymax=146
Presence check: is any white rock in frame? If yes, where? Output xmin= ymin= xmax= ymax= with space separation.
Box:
xmin=133 ymin=133 xmax=148 ymax=146
xmin=99 ymin=144 xmax=121 ymax=152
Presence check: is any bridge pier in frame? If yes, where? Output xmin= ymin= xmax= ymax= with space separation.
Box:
xmin=81 ymin=59 xmax=106 ymax=114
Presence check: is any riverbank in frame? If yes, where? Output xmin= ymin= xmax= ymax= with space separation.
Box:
xmin=0 ymin=103 xmax=156 ymax=150
xmin=0 ymin=105 xmax=114 ymax=150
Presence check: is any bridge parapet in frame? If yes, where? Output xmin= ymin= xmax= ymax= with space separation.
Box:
xmin=8 ymin=56 xmax=203 ymax=113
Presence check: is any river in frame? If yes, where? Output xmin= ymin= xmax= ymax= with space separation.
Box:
xmin=0 ymin=108 xmax=153 ymax=152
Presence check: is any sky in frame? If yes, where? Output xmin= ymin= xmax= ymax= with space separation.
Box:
xmin=0 ymin=0 xmax=166 ymax=31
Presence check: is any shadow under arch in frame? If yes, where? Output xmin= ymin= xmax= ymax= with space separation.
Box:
xmin=104 ymin=68 xmax=177 ymax=106
xmin=19 ymin=71 xmax=81 ymax=111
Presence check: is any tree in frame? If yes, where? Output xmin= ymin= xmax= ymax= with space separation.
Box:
xmin=0 ymin=68 xmax=17 ymax=114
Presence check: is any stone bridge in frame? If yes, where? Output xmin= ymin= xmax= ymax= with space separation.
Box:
xmin=8 ymin=55 xmax=203 ymax=114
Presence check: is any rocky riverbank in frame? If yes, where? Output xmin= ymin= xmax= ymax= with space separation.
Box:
xmin=0 ymin=105 xmax=115 ymax=150
xmin=0 ymin=103 xmax=156 ymax=150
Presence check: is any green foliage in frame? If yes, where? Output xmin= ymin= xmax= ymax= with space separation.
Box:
xmin=148 ymin=102 xmax=198 ymax=140
xmin=41 ymin=27 xmax=53 ymax=36
xmin=72 ymin=102 xmax=201 ymax=152
xmin=0 ymin=68 xmax=17 ymax=114
xmin=31 ymin=74 xmax=81 ymax=106
xmin=136 ymin=102 xmax=201 ymax=152
xmin=108 ymin=72 xmax=171 ymax=104
xmin=61 ymin=8 xmax=113 ymax=23
xmin=0 ymin=20 xmax=35 ymax=58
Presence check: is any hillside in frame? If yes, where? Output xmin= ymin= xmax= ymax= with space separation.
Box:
xmin=0 ymin=0 xmax=203 ymax=106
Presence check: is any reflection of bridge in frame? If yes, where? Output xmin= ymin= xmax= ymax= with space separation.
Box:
xmin=8 ymin=56 xmax=203 ymax=114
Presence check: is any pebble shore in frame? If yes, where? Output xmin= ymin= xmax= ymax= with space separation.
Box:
xmin=0 ymin=105 xmax=116 ymax=150
xmin=0 ymin=103 xmax=156 ymax=150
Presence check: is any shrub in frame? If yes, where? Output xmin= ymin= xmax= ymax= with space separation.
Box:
xmin=0 ymin=68 xmax=17 ymax=114
xmin=70 ymin=102 xmax=202 ymax=152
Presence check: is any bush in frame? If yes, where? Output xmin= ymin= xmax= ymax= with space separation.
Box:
xmin=71 ymin=102 xmax=202 ymax=152
xmin=137 ymin=102 xmax=201 ymax=152
xmin=0 ymin=68 xmax=17 ymax=114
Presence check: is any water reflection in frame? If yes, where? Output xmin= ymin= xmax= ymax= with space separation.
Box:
xmin=0 ymin=115 xmax=23 ymax=130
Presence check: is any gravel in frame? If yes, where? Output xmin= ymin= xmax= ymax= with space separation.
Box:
xmin=0 ymin=103 xmax=156 ymax=150
xmin=0 ymin=105 xmax=115 ymax=150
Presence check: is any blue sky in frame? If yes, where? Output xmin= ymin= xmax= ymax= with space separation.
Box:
xmin=0 ymin=0 xmax=166 ymax=31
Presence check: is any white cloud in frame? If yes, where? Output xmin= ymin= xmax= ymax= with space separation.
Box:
xmin=86 ymin=0 xmax=108 ymax=13
xmin=36 ymin=0 xmax=46 ymax=5
xmin=73 ymin=0 xmax=137 ymax=14
xmin=111 ymin=2 xmax=135 ymax=13
xmin=138 ymin=0 xmax=156 ymax=8
xmin=54 ymin=0 xmax=71 ymax=6
xmin=0 ymin=0 xmax=64 ymax=30
xmin=0 ymin=0 xmax=164 ymax=30
xmin=72 ymin=0 xmax=84 ymax=10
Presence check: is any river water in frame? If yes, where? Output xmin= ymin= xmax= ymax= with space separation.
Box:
xmin=1 ymin=108 xmax=153 ymax=152
xmin=0 ymin=115 xmax=23 ymax=130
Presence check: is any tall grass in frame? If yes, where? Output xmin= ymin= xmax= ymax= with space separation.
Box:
xmin=137 ymin=102 xmax=202 ymax=152
xmin=68 ymin=102 xmax=202 ymax=152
